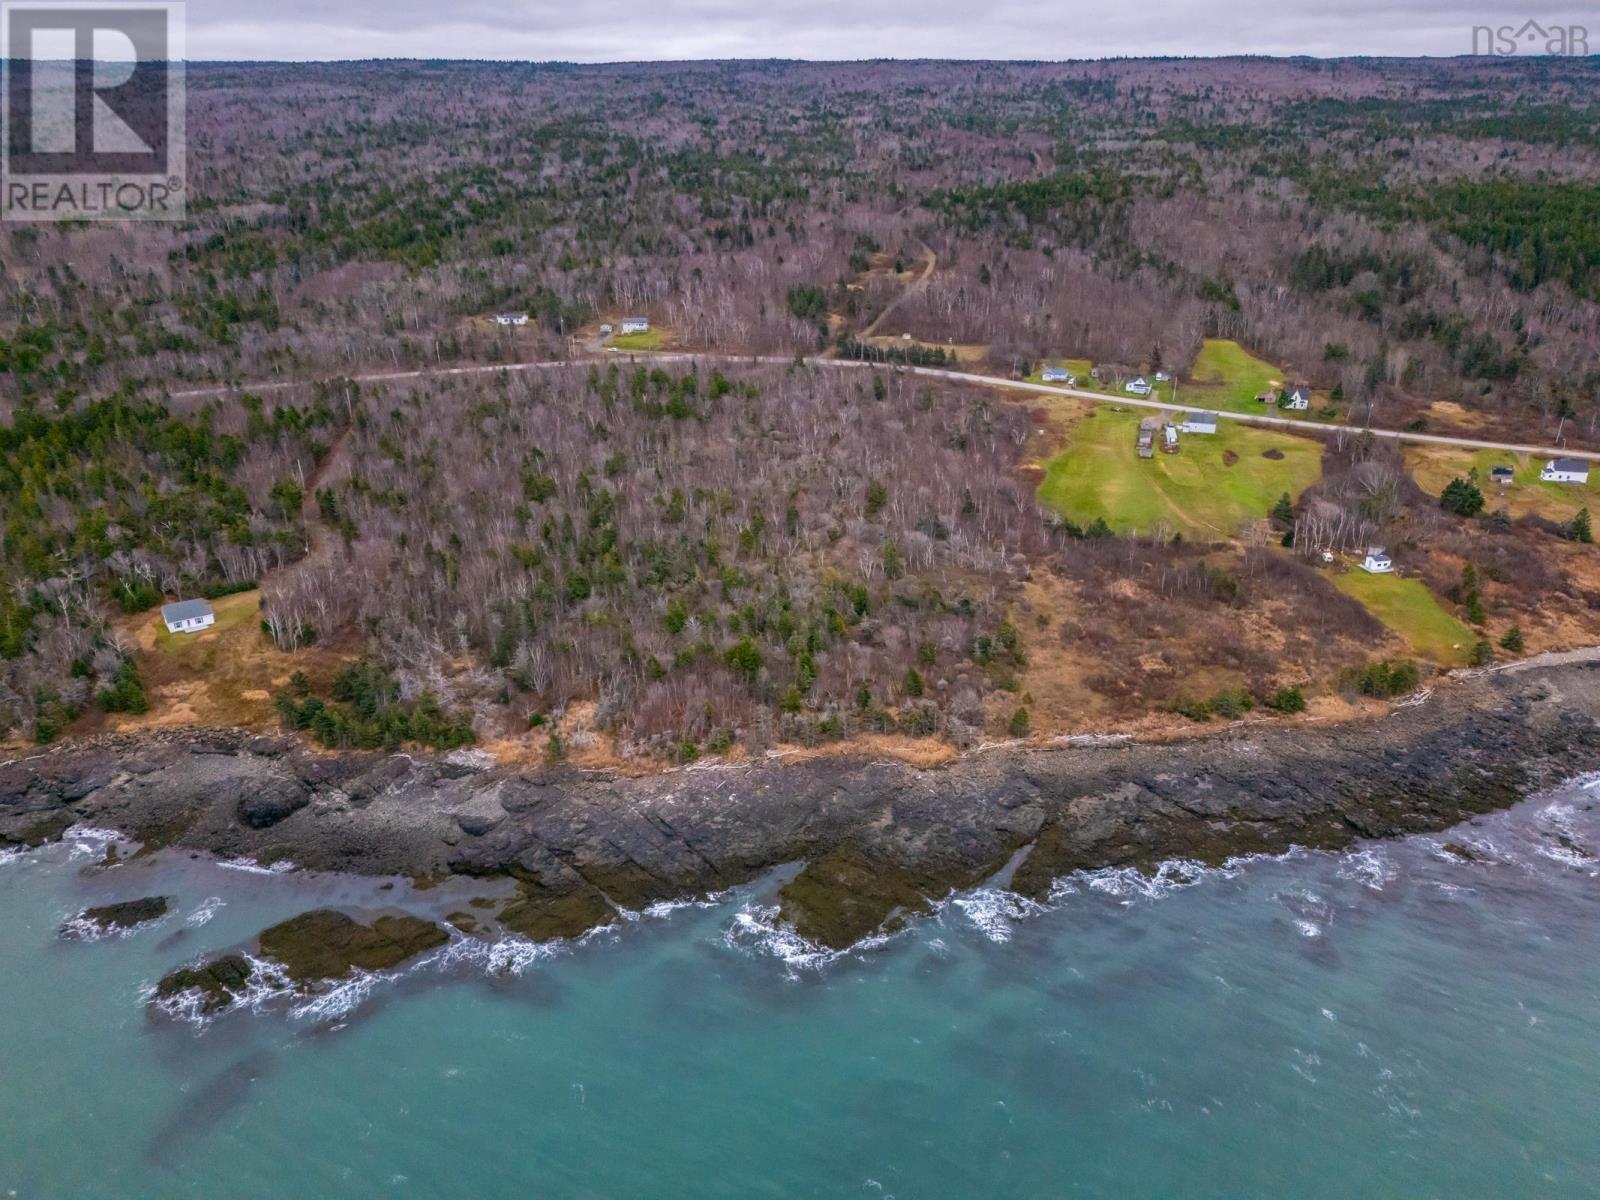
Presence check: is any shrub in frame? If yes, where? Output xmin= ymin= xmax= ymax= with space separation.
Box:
xmin=1469 ymin=639 xmax=1494 ymax=667
xmin=1264 ymin=686 xmax=1307 ymax=714
xmin=1499 ymin=626 xmax=1525 ymax=653
xmin=1007 ymin=706 xmax=1031 ymax=737
xmin=1349 ymin=659 xmax=1422 ymax=699
xmin=1570 ymin=507 xmax=1592 ymax=544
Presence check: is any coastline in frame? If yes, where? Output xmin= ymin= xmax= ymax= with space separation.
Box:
xmin=4 ymin=659 xmax=1600 ymax=952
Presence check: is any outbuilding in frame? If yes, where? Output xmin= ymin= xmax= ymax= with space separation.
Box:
xmin=495 ymin=313 xmax=529 ymax=326
xmin=1179 ymin=412 xmax=1217 ymax=434
xmin=161 ymin=598 xmax=215 ymax=635
xmin=1360 ymin=547 xmax=1393 ymax=574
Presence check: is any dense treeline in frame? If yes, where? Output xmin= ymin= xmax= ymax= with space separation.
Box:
xmin=0 ymin=387 xmax=336 ymax=738
xmin=262 ymin=363 xmax=1049 ymax=755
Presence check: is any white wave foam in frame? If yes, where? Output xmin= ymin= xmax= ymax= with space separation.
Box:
xmin=436 ymin=933 xmax=562 ymax=977
xmin=1077 ymin=858 xmax=1217 ymax=903
xmin=63 ymin=826 xmax=124 ymax=862
xmin=215 ymin=856 xmax=297 ymax=875
xmin=1295 ymin=920 xmax=1321 ymax=938
xmin=1336 ymin=847 xmax=1396 ymax=891
xmin=948 ymin=889 xmax=1048 ymax=943
xmin=721 ymin=904 xmax=892 ymax=977
xmin=185 ymin=897 xmax=225 ymax=926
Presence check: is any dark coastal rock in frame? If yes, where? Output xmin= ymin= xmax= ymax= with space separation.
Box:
xmin=75 ymin=896 xmax=169 ymax=933
xmin=10 ymin=662 xmax=1600 ymax=955
xmin=256 ymin=909 xmax=449 ymax=982
xmin=156 ymin=953 xmax=255 ymax=1015
xmin=235 ymin=778 xmax=311 ymax=829
xmin=498 ymin=884 xmax=617 ymax=941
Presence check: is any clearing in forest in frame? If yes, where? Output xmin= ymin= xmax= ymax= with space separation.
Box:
xmin=1331 ymin=570 xmax=1474 ymax=666
xmin=1405 ymin=446 xmax=1594 ymax=525
xmin=1181 ymin=338 xmax=1332 ymax=418
xmin=1036 ymin=407 xmax=1322 ymax=539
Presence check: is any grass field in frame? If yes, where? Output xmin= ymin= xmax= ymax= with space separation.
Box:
xmin=96 ymin=590 xmax=351 ymax=731
xmin=610 ymin=328 xmax=664 ymax=351
xmin=1406 ymin=446 xmax=1593 ymax=524
xmin=1178 ymin=338 xmax=1337 ymax=420
xmin=1036 ymin=407 xmax=1323 ymax=539
xmin=1332 ymin=569 xmax=1474 ymax=665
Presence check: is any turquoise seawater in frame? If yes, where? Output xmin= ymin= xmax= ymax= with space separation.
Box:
xmin=2 ymin=780 xmax=1599 ymax=1199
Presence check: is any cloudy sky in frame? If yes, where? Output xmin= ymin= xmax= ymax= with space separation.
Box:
xmin=183 ymin=0 xmax=1597 ymax=61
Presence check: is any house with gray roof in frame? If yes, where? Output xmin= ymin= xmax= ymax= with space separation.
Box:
xmin=1541 ymin=458 xmax=1590 ymax=484
xmin=161 ymin=599 xmax=215 ymax=635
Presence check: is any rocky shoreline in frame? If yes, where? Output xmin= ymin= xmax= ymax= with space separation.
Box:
xmin=5 ymin=661 xmax=1600 ymax=956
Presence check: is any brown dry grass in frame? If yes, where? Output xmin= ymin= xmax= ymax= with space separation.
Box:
xmin=76 ymin=590 xmax=354 ymax=737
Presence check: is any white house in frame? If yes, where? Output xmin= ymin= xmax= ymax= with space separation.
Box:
xmin=1284 ymin=385 xmax=1311 ymax=411
xmin=495 ymin=313 xmax=529 ymax=326
xmin=598 ymin=323 xmax=614 ymax=336
xmin=1125 ymin=377 xmax=1153 ymax=397
xmin=620 ymin=317 xmax=650 ymax=334
xmin=1360 ymin=547 xmax=1393 ymax=574
xmin=1041 ymin=366 xmax=1071 ymax=383
xmin=1179 ymin=412 xmax=1217 ymax=435
xmin=1154 ymin=370 xmax=1171 ymax=382
xmin=1541 ymin=458 xmax=1590 ymax=484
xmin=161 ymin=598 xmax=215 ymax=635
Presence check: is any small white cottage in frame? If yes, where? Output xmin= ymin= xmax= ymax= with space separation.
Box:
xmin=1284 ymin=385 xmax=1311 ymax=411
xmin=1125 ymin=377 xmax=1153 ymax=397
xmin=1541 ymin=458 xmax=1590 ymax=484
xmin=161 ymin=599 xmax=215 ymax=634
xmin=1360 ymin=547 xmax=1393 ymax=574
xmin=495 ymin=313 xmax=529 ymax=327
xmin=1041 ymin=366 xmax=1071 ymax=383
xmin=620 ymin=317 xmax=650 ymax=334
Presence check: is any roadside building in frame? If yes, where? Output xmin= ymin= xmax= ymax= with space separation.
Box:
xmin=1179 ymin=412 xmax=1217 ymax=434
xmin=1041 ymin=366 xmax=1070 ymax=383
xmin=1126 ymin=377 xmax=1153 ymax=397
xmin=1284 ymin=385 xmax=1311 ymax=410
xmin=1541 ymin=458 xmax=1590 ymax=484
xmin=1490 ymin=465 xmax=1515 ymax=486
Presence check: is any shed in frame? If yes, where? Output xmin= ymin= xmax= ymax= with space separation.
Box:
xmin=1360 ymin=547 xmax=1393 ymax=574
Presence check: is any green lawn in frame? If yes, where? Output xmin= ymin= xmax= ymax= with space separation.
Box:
xmin=1332 ymin=569 xmax=1474 ymax=666
xmin=1406 ymin=446 xmax=1593 ymax=524
xmin=1177 ymin=338 xmax=1338 ymax=420
xmin=1037 ymin=407 xmax=1323 ymax=539
xmin=610 ymin=329 xmax=663 ymax=351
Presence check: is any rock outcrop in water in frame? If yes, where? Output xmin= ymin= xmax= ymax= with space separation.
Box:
xmin=9 ymin=660 xmax=1600 ymax=951
xmin=153 ymin=910 xmax=450 ymax=1016
xmin=70 ymin=896 xmax=169 ymax=935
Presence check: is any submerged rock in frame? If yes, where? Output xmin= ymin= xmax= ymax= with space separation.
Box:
xmin=498 ymin=883 xmax=617 ymax=941
xmin=255 ymin=909 xmax=449 ymax=983
xmin=72 ymin=896 xmax=169 ymax=934
xmin=156 ymin=953 xmax=255 ymax=1015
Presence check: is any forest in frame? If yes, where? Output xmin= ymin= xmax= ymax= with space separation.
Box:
xmin=2 ymin=56 xmax=1599 ymax=751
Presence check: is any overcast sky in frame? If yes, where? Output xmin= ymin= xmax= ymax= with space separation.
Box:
xmin=183 ymin=1 xmax=1597 ymax=61
xmin=181 ymin=0 xmax=1600 ymax=62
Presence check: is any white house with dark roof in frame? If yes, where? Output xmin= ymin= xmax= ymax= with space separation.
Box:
xmin=1360 ymin=547 xmax=1393 ymax=574
xmin=1125 ymin=376 xmax=1153 ymax=397
xmin=1041 ymin=366 xmax=1072 ymax=383
xmin=1284 ymin=385 xmax=1311 ymax=410
xmin=1541 ymin=458 xmax=1590 ymax=484
xmin=620 ymin=316 xmax=650 ymax=334
xmin=495 ymin=313 xmax=529 ymax=326
xmin=1490 ymin=465 xmax=1515 ymax=486
xmin=161 ymin=598 xmax=215 ymax=634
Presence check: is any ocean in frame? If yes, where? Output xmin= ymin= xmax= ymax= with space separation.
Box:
xmin=2 ymin=779 xmax=1598 ymax=1199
